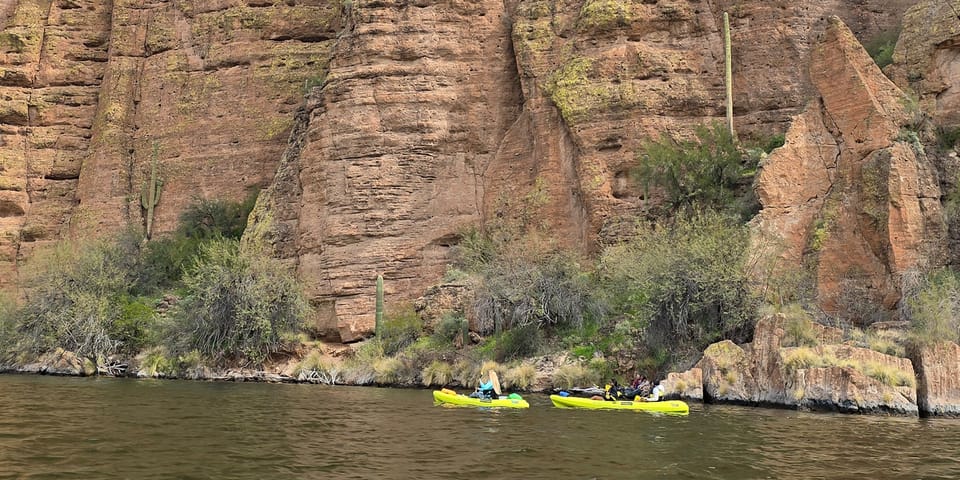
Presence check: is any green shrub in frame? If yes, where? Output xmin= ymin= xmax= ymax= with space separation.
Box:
xmin=113 ymin=296 xmax=157 ymax=354
xmin=599 ymin=210 xmax=757 ymax=357
xmin=570 ymin=345 xmax=596 ymax=359
xmin=135 ymin=195 xmax=258 ymax=294
xmin=178 ymin=194 xmax=257 ymax=240
xmin=401 ymin=335 xmax=454 ymax=371
xmin=169 ymin=239 xmax=307 ymax=365
xmin=433 ymin=314 xmax=468 ymax=345
xmin=379 ymin=306 xmax=424 ymax=356
xmin=421 ymin=360 xmax=454 ymax=387
xmin=135 ymin=234 xmax=203 ymax=293
xmin=634 ymin=122 xmax=756 ymax=217
xmin=936 ymin=125 xmax=960 ymax=151
xmin=903 ymin=268 xmax=960 ymax=345
xmin=474 ymin=251 xmax=601 ymax=334
xmin=760 ymin=133 xmax=785 ymax=154
xmin=864 ymin=27 xmax=899 ymax=69
xmin=453 ymin=227 xmax=497 ymax=271
xmin=16 ymin=238 xmax=142 ymax=360
xmin=588 ymin=356 xmax=614 ymax=382
xmin=0 ymin=294 xmax=18 ymax=363
xmin=494 ymin=324 xmax=542 ymax=362
xmin=177 ymin=349 xmax=206 ymax=379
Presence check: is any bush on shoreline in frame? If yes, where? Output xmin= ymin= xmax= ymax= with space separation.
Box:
xmin=2 ymin=196 xmax=309 ymax=370
xmin=168 ymin=239 xmax=307 ymax=366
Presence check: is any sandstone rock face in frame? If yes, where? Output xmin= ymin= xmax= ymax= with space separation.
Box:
xmin=912 ymin=341 xmax=960 ymax=416
xmin=891 ymin=0 xmax=960 ymax=126
xmin=662 ymin=366 xmax=702 ymax=401
xmin=752 ymin=17 xmax=947 ymax=323
xmin=1 ymin=0 xmax=337 ymax=290
xmin=0 ymin=0 xmax=113 ymax=292
xmin=786 ymin=344 xmax=917 ymax=414
xmin=696 ymin=340 xmax=757 ymax=403
xmin=0 ymin=1 xmax=917 ymax=340
xmin=675 ymin=315 xmax=919 ymax=414
xmin=249 ymin=0 xmax=527 ymax=341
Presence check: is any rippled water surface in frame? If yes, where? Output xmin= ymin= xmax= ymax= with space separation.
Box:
xmin=1 ymin=375 xmax=959 ymax=479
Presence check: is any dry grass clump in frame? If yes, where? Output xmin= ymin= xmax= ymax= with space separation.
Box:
xmin=341 ymin=359 xmax=376 ymax=385
xmin=504 ymin=363 xmax=537 ymax=390
xmin=374 ymin=357 xmax=404 ymax=384
xmin=862 ymin=361 xmax=916 ymax=388
xmin=421 ymin=360 xmax=454 ymax=387
xmin=293 ymin=351 xmax=341 ymax=384
xmin=551 ymin=363 xmax=598 ymax=390
xmin=453 ymin=360 xmax=481 ymax=387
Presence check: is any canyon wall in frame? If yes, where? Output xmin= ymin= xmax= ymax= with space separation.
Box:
xmin=0 ymin=0 xmax=920 ymax=339
xmin=752 ymin=16 xmax=946 ymax=324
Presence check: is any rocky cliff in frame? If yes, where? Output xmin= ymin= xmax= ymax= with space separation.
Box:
xmin=752 ymin=16 xmax=946 ymax=324
xmin=0 ymin=0 xmax=923 ymax=339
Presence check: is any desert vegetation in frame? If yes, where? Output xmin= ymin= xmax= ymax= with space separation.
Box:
xmin=0 ymin=194 xmax=307 ymax=373
xmin=4 ymin=118 xmax=955 ymax=396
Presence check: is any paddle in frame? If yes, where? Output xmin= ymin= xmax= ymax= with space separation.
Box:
xmin=490 ymin=370 xmax=502 ymax=397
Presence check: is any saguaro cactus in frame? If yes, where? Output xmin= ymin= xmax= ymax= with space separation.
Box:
xmin=141 ymin=142 xmax=163 ymax=239
xmin=723 ymin=12 xmax=735 ymax=139
xmin=375 ymin=274 xmax=384 ymax=337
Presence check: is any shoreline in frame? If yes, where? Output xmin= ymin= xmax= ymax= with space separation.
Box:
xmin=0 ymin=367 xmax=944 ymax=418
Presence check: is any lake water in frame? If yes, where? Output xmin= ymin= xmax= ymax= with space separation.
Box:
xmin=1 ymin=374 xmax=959 ymax=479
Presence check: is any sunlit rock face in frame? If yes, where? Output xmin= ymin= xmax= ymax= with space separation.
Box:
xmin=752 ymin=17 xmax=946 ymax=324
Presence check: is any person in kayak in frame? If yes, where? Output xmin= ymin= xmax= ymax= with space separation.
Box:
xmin=603 ymin=379 xmax=624 ymax=401
xmin=625 ymin=374 xmax=650 ymax=398
xmin=470 ymin=372 xmax=496 ymax=399
xmin=646 ymin=381 xmax=666 ymax=402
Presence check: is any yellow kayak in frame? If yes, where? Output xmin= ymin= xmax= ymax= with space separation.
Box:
xmin=433 ymin=389 xmax=530 ymax=408
xmin=550 ymin=394 xmax=689 ymax=414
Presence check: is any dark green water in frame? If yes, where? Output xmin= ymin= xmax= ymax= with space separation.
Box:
xmin=1 ymin=375 xmax=959 ymax=479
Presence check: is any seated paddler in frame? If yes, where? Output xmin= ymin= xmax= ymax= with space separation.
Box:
xmin=469 ymin=371 xmax=497 ymax=399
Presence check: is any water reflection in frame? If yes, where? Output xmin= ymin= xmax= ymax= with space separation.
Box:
xmin=1 ymin=376 xmax=959 ymax=479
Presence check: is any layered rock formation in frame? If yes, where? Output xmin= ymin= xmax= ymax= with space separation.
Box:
xmin=668 ymin=315 xmax=919 ymax=414
xmin=1 ymin=0 xmax=338 ymax=290
xmin=911 ymin=341 xmax=960 ymax=416
xmin=0 ymin=1 xmax=921 ymax=339
xmin=890 ymin=0 xmax=960 ymax=126
xmin=751 ymin=17 xmax=946 ymax=323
